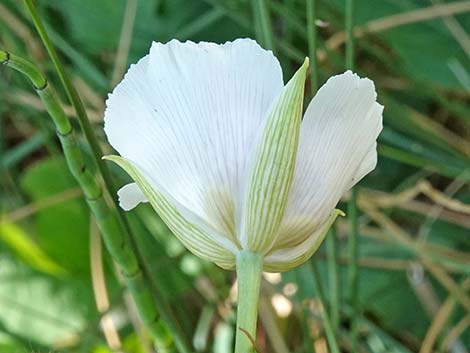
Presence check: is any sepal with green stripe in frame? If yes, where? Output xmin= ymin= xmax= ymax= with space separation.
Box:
xmin=103 ymin=155 xmax=237 ymax=269
xmin=240 ymin=58 xmax=309 ymax=254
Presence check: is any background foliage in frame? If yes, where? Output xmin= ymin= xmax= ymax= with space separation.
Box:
xmin=0 ymin=0 xmax=469 ymax=353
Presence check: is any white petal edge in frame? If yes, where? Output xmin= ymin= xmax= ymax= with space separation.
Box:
xmin=117 ymin=182 xmax=148 ymax=211
xmin=273 ymin=71 xmax=383 ymax=250
xmin=349 ymin=142 xmax=378 ymax=190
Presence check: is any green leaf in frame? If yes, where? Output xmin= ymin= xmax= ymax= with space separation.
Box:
xmin=20 ymin=157 xmax=90 ymax=275
xmin=0 ymin=221 xmax=65 ymax=276
xmin=0 ymin=256 xmax=96 ymax=346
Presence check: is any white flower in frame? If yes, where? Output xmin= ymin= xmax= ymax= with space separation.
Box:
xmin=104 ymin=38 xmax=383 ymax=272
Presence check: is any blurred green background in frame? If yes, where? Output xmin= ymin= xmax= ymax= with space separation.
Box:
xmin=0 ymin=0 xmax=469 ymax=353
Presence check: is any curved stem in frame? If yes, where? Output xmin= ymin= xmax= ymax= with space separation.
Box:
xmin=0 ymin=50 xmax=185 ymax=353
xmin=22 ymin=0 xmax=116 ymax=198
xmin=326 ymin=227 xmax=340 ymax=334
xmin=252 ymin=0 xmax=275 ymax=52
xmin=235 ymin=251 xmax=263 ymax=353
xmin=18 ymin=3 xmax=193 ymax=350
xmin=306 ymin=0 xmax=318 ymax=94
xmin=345 ymin=0 xmax=360 ymax=351
xmin=310 ymin=263 xmax=340 ymax=353
xmin=345 ymin=0 xmax=355 ymax=70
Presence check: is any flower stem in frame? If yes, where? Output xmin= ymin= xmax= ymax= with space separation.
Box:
xmin=310 ymin=263 xmax=340 ymax=353
xmin=235 ymin=251 xmax=264 ymax=353
xmin=19 ymin=3 xmax=192 ymax=351
xmin=22 ymin=0 xmax=117 ymax=201
xmin=252 ymin=0 xmax=275 ymax=52
xmin=347 ymin=188 xmax=359 ymax=352
xmin=326 ymin=227 xmax=340 ymax=334
xmin=345 ymin=0 xmax=355 ymax=70
xmin=306 ymin=0 xmax=318 ymax=93
xmin=345 ymin=0 xmax=360 ymax=351
xmin=0 ymin=50 xmax=187 ymax=353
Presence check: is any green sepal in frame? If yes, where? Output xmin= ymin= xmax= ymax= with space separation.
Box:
xmin=264 ymin=209 xmax=344 ymax=272
xmin=241 ymin=58 xmax=309 ymax=253
xmin=103 ymin=155 xmax=236 ymax=269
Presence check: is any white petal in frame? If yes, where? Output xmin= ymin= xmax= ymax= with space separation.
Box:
xmin=274 ymin=71 xmax=383 ymax=250
xmin=104 ymin=39 xmax=283 ymax=247
xmin=117 ymin=183 xmax=148 ymax=211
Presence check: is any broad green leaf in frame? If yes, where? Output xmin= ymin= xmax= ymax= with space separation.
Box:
xmin=20 ymin=158 xmax=90 ymax=275
xmin=0 ymin=221 xmax=65 ymax=276
xmin=0 ymin=256 xmax=96 ymax=346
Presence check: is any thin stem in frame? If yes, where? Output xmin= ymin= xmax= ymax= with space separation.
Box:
xmin=296 ymin=265 xmax=316 ymax=353
xmin=346 ymin=0 xmax=360 ymax=351
xmin=326 ymin=227 xmax=340 ymax=334
xmin=22 ymin=0 xmax=116 ymax=201
xmin=305 ymin=1 xmax=340 ymax=346
xmin=111 ymin=0 xmax=138 ymax=86
xmin=345 ymin=0 xmax=355 ymax=70
xmin=306 ymin=0 xmax=318 ymax=93
xmin=20 ymin=4 xmax=192 ymax=350
xmin=252 ymin=0 xmax=275 ymax=51
xmin=0 ymin=50 xmax=185 ymax=353
xmin=348 ymin=188 xmax=359 ymax=352
xmin=235 ymin=251 xmax=263 ymax=353
xmin=310 ymin=262 xmax=340 ymax=353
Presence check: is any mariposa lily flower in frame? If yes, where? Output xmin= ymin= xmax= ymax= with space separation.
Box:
xmin=104 ymin=38 xmax=383 ymax=273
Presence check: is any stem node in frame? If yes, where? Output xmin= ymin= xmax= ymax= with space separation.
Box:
xmin=1 ymin=51 xmax=10 ymax=64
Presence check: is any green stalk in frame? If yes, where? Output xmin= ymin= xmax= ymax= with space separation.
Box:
xmin=20 ymin=3 xmax=192 ymax=350
xmin=305 ymin=0 xmax=341 ymax=348
xmin=345 ymin=0 xmax=360 ymax=351
xmin=306 ymin=0 xmax=318 ymax=93
xmin=347 ymin=188 xmax=359 ymax=351
xmin=22 ymin=0 xmax=116 ymax=201
xmin=345 ymin=0 xmax=355 ymax=70
xmin=0 ymin=50 xmax=184 ymax=353
xmin=310 ymin=263 xmax=340 ymax=353
xmin=234 ymin=251 xmax=263 ymax=353
xmin=295 ymin=265 xmax=316 ymax=353
xmin=326 ymin=227 xmax=340 ymax=334
xmin=252 ymin=0 xmax=275 ymax=51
